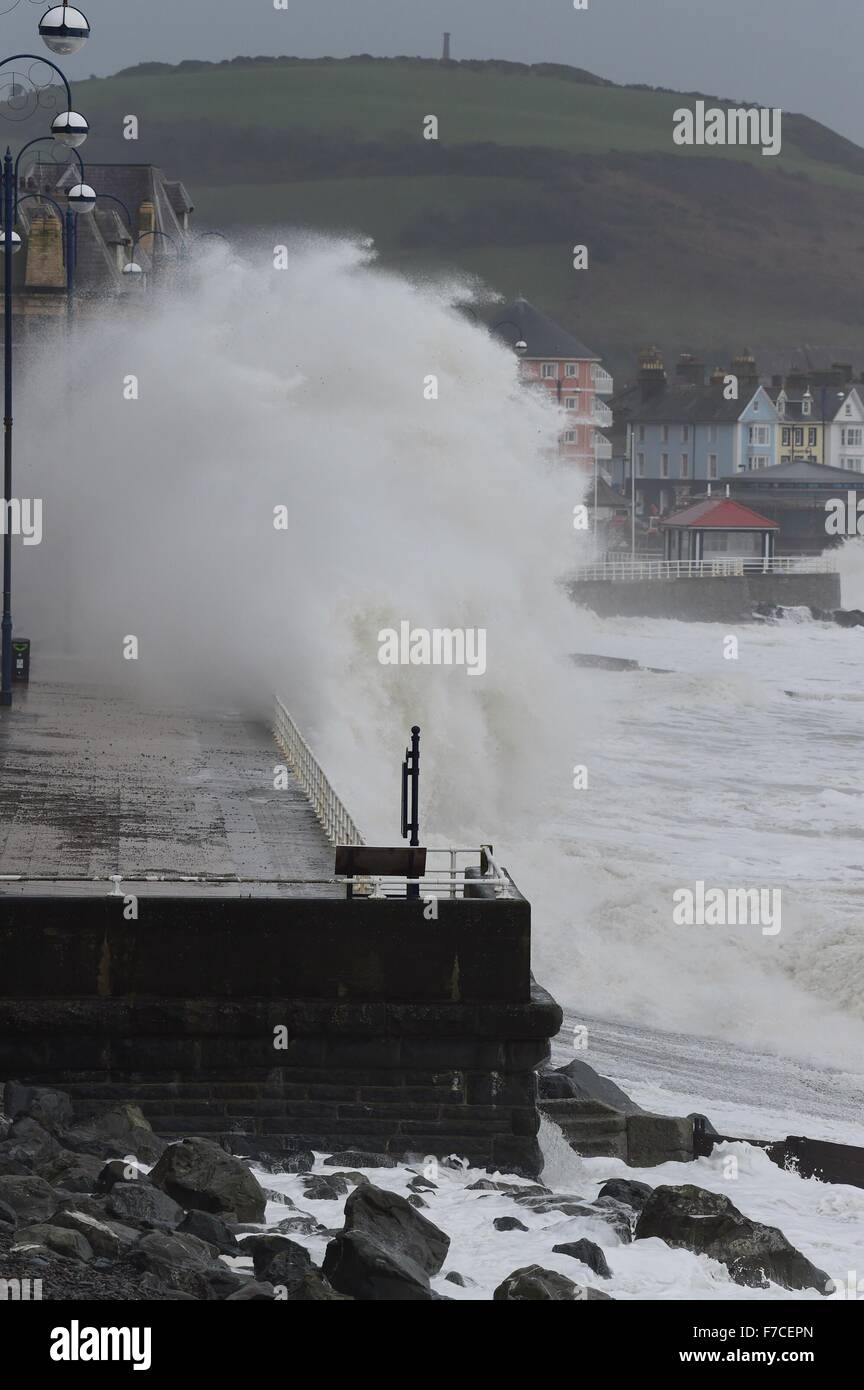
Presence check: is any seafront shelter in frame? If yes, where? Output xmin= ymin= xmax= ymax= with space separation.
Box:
xmin=660 ymin=497 xmax=780 ymax=564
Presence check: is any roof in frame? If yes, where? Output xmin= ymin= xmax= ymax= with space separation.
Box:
xmin=489 ymin=297 xmax=598 ymax=361
xmin=723 ymin=459 xmax=862 ymax=484
xmin=629 ymin=382 xmax=762 ymax=425
xmin=660 ymin=498 xmax=779 ymax=530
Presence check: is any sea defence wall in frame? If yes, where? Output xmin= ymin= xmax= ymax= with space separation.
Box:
xmin=573 ymin=572 xmax=841 ymax=622
xmin=0 ymin=889 xmax=561 ymax=1178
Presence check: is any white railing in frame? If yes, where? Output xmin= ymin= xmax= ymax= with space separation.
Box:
xmin=592 ymin=365 xmax=614 ymax=394
xmin=573 ymin=555 xmax=837 ymax=582
xmin=592 ymin=401 xmax=613 ymax=428
xmin=594 ymin=434 xmax=612 ymax=460
xmin=339 ymin=847 xmax=513 ymax=901
xmin=273 ymin=696 xmax=365 ymax=848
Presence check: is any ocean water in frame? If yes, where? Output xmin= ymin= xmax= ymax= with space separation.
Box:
xmin=16 ymin=236 xmax=864 ymax=1102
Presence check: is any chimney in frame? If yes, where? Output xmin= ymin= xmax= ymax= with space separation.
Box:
xmin=442 ymin=32 xmax=451 ymax=62
xmin=709 ymin=365 xmax=726 ymax=386
xmin=675 ymin=351 xmax=705 ymax=386
xmin=638 ymin=346 xmax=667 ymax=402
xmin=137 ymin=200 xmax=156 ymax=238
xmin=731 ymin=349 xmax=758 ymax=386
xmin=832 ymin=361 xmax=853 ymax=384
xmin=771 ymin=374 xmax=782 ymax=392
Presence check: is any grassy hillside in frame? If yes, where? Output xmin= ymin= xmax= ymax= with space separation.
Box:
xmin=44 ymin=55 xmax=864 ymax=370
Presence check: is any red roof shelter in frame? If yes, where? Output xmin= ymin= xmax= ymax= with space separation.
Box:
xmin=659 ymin=498 xmax=779 ymax=564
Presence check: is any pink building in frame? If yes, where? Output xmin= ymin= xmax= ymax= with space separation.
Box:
xmin=491 ymin=298 xmax=613 ymax=472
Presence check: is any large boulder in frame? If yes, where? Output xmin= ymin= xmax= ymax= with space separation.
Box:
xmin=13 ymin=1222 xmax=94 ymax=1264
xmin=62 ymin=1105 xmax=166 ymax=1165
xmin=635 ymin=1185 xmax=831 ymax=1293
xmin=493 ymin=1265 xmax=615 ymax=1300
xmin=150 ymin=1138 xmax=265 ymax=1223
xmin=107 ymin=1181 xmax=185 ymax=1231
xmin=40 ymin=1150 xmax=106 ymax=1194
xmin=240 ymin=1234 xmax=312 ymax=1287
xmin=179 ymin=1210 xmax=239 ymax=1255
xmin=52 ymin=1208 xmax=140 ymax=1260
xmin=0 ymin=1174 xmax=59 ymax=1224
xmin=597 ymin=1178 xmax=653 ymax=1213
xmin=323 ymin=1184 xmax=450 ymax=1301
xmin=553 ymin=1059 xmax=643 ymax=1115
xmin=552 ymin=1238 xmax=612 ymax=1278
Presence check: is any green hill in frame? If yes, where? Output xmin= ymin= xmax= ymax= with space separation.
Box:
xmin=47 ymin=56 xmax=864 ymax=369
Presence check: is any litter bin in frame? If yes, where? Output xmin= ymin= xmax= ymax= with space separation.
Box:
xmin=11 ymin=638 xmax=30 ymax=684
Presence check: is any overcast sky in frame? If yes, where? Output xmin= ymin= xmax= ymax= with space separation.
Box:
xmin=10 ymin=0 xmax=864 ymax=145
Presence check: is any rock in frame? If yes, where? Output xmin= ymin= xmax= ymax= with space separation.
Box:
xmin=240 ymin=1234 xmax=311 ymax=1285
xmin=51 ymin=1194 xmax=111 ymax=1223
xmin=302 ymin=1174 xmax=350 ymax=1202
xmin=323 ymin=1184 xmax=451 ymax=1301
xmin=552 ymin=1238 xmax=612 ymax=1277
xmin=95 ymin=1158 xmax=148 ymax=1193
xmin=50 ymin=1209 xmax=138 ymax=1261
xmin=597 ymin=1179 xmax=653 ymax=1213
xmin=407 ymin=1176 xmax=437 ymax=1193
xmin=407 ymin=1194 xmax=427 ymax=1210
xmin=3 ymin=1083 xmax=73 ymax=1132
xmin=329 ymin=1171 xmax=370 ymax=1187
xmin=150 ymin=1138 xmax=265 ymax=1223
xmin=285 ymin=1270 xmax=353 ymax=1301
xmin=40 ymin=1150 xmax=105 ymax=1194
xmin=179 ymin=1210 xmax=239 ymax=1255
xmin=271 ymin=1214 xmax=326 ymax=1237
xmin=0 ymin=1174 xmax=59 ymax=1224
xmin=635 ymin=1185 xmax=831 ymax=1293
xmin=67 ymin=1105 xmax=165 ymax=1164
xmin=493 ymin=1216 xmax=528 ymax=1232
xmin=466 ymin=1179 xmax=499 ymax=1191
xmin=0 ymin=1197 xmax=18 ymax=1227
xmin=324 ymin=1151 xmax=397 ymax=1169
xmin=554 ymin=1059 xmax=643 ymax=1115
xmin=2 ymin=1116 xmax=61 ymax=1161
xmin=265 ymin=1150 xmax=315 ymax=1175
xmin=107 ymin=1181 xmax=185 ymax=1231
xmin=444 ymin=1270 xmax=473 ymax=1287
xmin=537 ymin=1070 xmax=578 ymax=1101
xmin=261 ymin=1189 xmax=296 ymax=1209
xmin=124 ymin=1230 xmax=217 ymax=1282
xmin=493 ymin=1265 xmax=615 ymax=1300
xmin=834 ymin=608 xmax=864 ymax=628
xmin=225 ymin=1282 xmax=276 ymax=1301
xmin=14 ymin=1222 xmax=94 ymax=1264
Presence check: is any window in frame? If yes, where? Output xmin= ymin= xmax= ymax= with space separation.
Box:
xmin=752 ymin=455 xmax=769 ymax=469
xmin=843 ymin=427 xmax=863 ymax=446
xmin=844 ymin=458 xmax=863 ymax=472
xmin=781 ymin=428 xmax=791 ymax=446
xmin=802 ymin=397 xmax=812 ymax=416
xmin=749 ymin=425 xmax=769 ymax=445
xmin=564 ymin=397 xmax=577 ymax=410
xmin=708 ymin=454 xmax=718 ymax=479
xmin=661 ymin=425 xmax=670 ymax=443
xmin=845 ymin=403 xmax=853 ymax=417
xmin=637 ymin=452 xmax=645 ymax=477
xmin=542 ymin=364 xmax=557 ymax=379
xmin=781 ymin=455 xmax=790 ymax=464
xmin=794 ymin=428 xmax=803 ymax=446
xmin=565 ymin=363 xmax=578 ymax=378
xmin=661 ymin=453 xmax=669 ymax=478
xmin=563 ymin=431 xmax=577 ymax=443
xmin=680 ymin=454 xmax=689 ymax=478
xmin=681 ymin=425 xmax=689 ymax=442
xmin=808 ymin=428 xmax=817 ymax=446
xmin=638 ymin=424 xmax=645 ymax=442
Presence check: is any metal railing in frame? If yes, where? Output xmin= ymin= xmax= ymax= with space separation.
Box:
xmin=573 ymin=555 xmax=837 ymax=582
xmin=592 ymin=401 xmax=613 ymax=428
xmin=338 ymin=847 xmax=513 ymax=900
xmin=273 ymin=696 xmax=365 ymax=848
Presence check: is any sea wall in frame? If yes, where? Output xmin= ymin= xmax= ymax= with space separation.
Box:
xmin=0 ymin=891 xmax=561 ymax=1177
xmin=573 ymin=572 xmax=841 ymax=622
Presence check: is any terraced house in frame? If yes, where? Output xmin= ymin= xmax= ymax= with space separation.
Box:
xmin=611 ymin=351 xmax=780 ymax=515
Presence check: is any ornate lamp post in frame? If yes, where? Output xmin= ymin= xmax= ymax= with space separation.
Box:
xmin=0 ymin=15 xmax=91 ymax=706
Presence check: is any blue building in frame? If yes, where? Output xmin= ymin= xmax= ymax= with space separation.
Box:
xmin=611 ymin=351 xmax=780 ymax=516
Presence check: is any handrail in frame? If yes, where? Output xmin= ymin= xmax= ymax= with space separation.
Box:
xmin=573 ymin=555 xmax=837 ymax=582
xmin=273 ymin=695 xmax=365 ymax=848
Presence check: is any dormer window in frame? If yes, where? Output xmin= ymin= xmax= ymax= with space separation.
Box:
xmin=776 ymin=391 xmax=787 ymax=419
xmin=802 ymin=392 xmax=812 ymax=417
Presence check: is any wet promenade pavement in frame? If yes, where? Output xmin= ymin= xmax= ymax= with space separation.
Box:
xmin=0 ymin=669 xmax=339 ymax=897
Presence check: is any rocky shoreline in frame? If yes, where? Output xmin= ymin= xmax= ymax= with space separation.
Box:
xmin=0 ymin=1082 xmax=833 ymax=1301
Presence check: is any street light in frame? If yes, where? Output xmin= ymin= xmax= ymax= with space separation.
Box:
xmin=39 ymin=6 xmax=91 ymax=55
xmin=1 ymin=38 xmax=92 ymax=706
xmin=66 ymin=181 xmax=96 ymax=213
